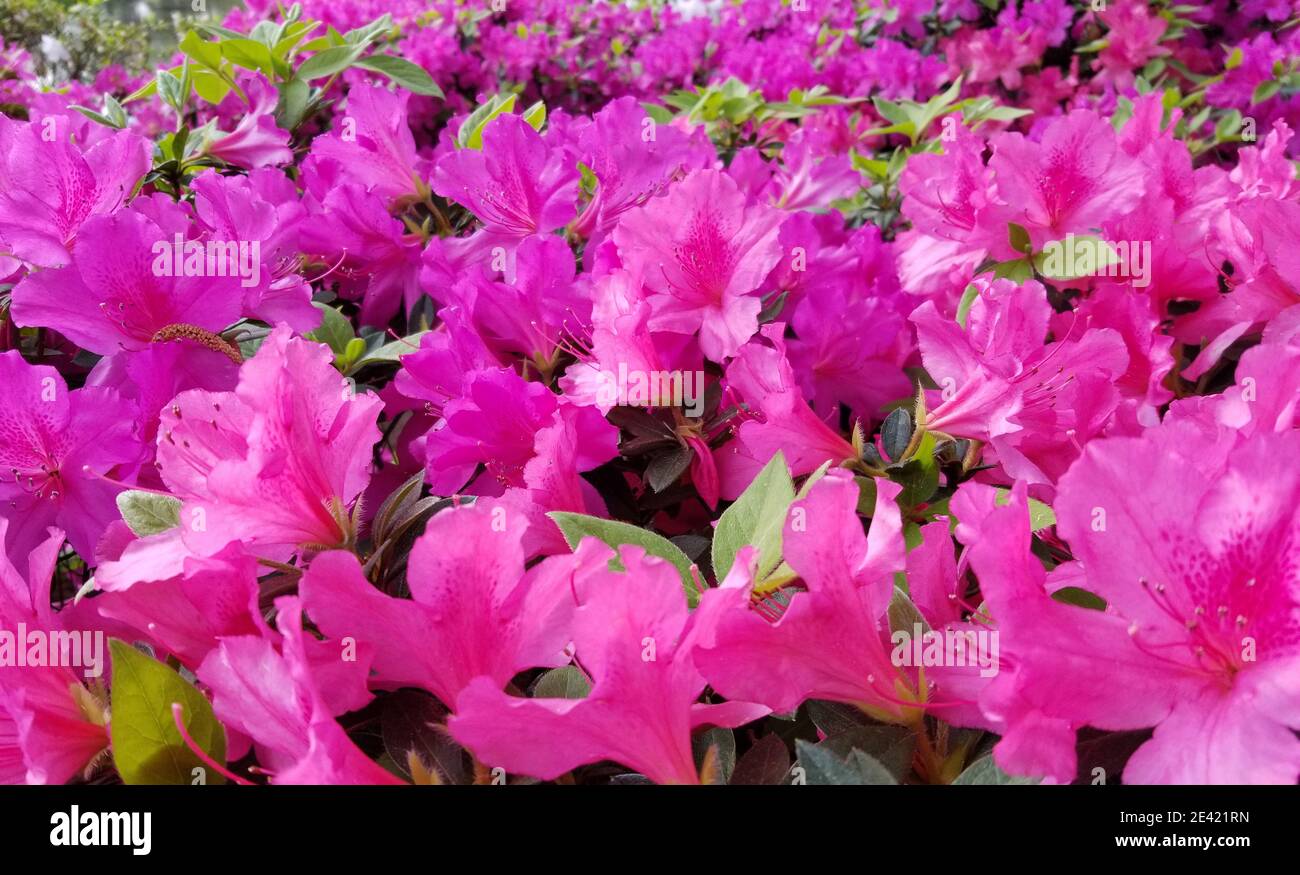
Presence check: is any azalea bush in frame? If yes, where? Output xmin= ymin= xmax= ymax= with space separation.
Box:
xmin=0 ymin=0 xmax=1298 ymax=788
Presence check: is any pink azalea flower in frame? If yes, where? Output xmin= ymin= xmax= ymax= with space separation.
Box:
xmin=767 ymin=128 xmax=859 ymax=211
xmin=716 ymin=325 xmax=857 ymax=500
xmin=693 ymin=470 xmax=915 ymax=721
xmin=300 ymin=504 xmax=601 ymax=708
xmin=1095 ymin=0 xmax=1170 ymax=88
xmin=440 ymin=233 xmax=592 ymax=366
xmin=393 ymin=306 xmax=495 ymax=414
xmin=787 ymin=279 xmax=913 ymax=423
xmin=984 ymin=110 xmax=1146 ymax=250
xmin=432 ymin=113 xmax=579 ymax=243
xmin=972 ymin=426 xmax=1300 ymax=784
xmin=557 ymin=267 xmax=703 ymax=413
xmin=92 ymin=543 xmax=266 ymax=670
xmin=898 ymin=116 xmax=999 ymax=259
xmin=299 ymin=183 xmax=424 ymax=329
xmin=0 ymin=112 xmax=150 ymax=267
xmin=96 ymin=326 xmax=382 ymax=589
xmin=83 ymin=330 xmax=240 ymax=456
xmin=0 ymin=352 xmax=141 ymax=578
xmin=612 ymin=168 xmax=785 ymax=361
xmin=0 ymin=521 xmax=109 ymax=784
xmin=10 ymin=204 xmax=246 ymax=355
xmin=912 ymin=277 xmax=1129 ymax=486
xmin=570 ymin=96 xmax=714 ymax=241
xmin=191 ymin=169 xmax=319 ymax=333
xmin=305 ymin=85 xmax=426 ymax=206
xmin=198 ymin=597 xmax=392 ymax=783
xmin=423 ymin=366 xmax=617 ymax=497
xmin=203 ymin=75 xmax=293 ymax=170
xmin=450 ymin=545 xmax=768 ymax=784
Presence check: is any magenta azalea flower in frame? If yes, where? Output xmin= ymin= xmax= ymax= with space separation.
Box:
xmin=973 ymin=426 xmax=1300 ymax=784
xmin=0 ymin=521 xmax=109 ymax=784
xmin=11 ymin=204 xmax=246 ymax=355
xmin=0 ymin=113 xmax=149 ymax=267
xmin=450 ymin=545 xmax=767 ymax=784
xmin=305 ymin=85 xmax=427 ymax=206
xmin=97 ymin=327 xmax=381 ymax=589
xmin=432 ymin=113 xmax=579 ymax=242
xmin=301 ymin=503 xmax=599 ymax=710
xmin=0 ymin=352 xmax=141 ymax=577
xmin=612 ymin=169 xmax=785 ymax=361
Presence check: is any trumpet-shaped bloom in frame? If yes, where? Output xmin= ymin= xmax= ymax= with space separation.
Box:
xmin=432 ymin=113 xmax=579 ymax=242
xmin=985 ymin=110 xmax=1145 ymax=249
xmin=0 ymin=352 xmax=141 ymax=578
xmin=11 ymin=205 xmax=246 ymax=355
xmin=306 ymin=85 xmax=425 ymax=205
xmin=0 ymin=113 xmax=150 ymax=267
xmin=300 ymin=504 xmax=602 ymax=708
xmin=0 ymin=521 xmax=110 ymax=784
xmin=716 ymin=325 xmax=857 ymax=500
xmin=973 ymin=426 xmax=1300 ymax=784
xmin=96 ymin=326 xmax=382 ymax=589
xmin=204 ymin=75 xmax=293 ymax=170
xmin=613 ymin=169 xmax=785 ymax=361
xmin=198 ymin=597 xmax=391 ymax=783
xmin=912 ymin=277 xmax=1128 ymax=485
xmin=692 ymin=470 xmax=912 ymax=719
xmin=450 ymin=545 xmax=768 ymax=784
xmin=571 ymin=97 xmax=713 ymax=241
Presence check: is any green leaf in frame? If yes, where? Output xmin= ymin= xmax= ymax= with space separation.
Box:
xmin=994 ymin=488 xmax=1056 ymax=531
xmin=1053 ymin=586 xmax=1107 ymax=611
xmin=952 ymin=754 xmax=1039 ymax=785
xmin=353 ymin=54 xmax=444 ymax=97
xmin=347 ymin=330 xmax=429 ymax=373
xmin=711 ymin=451 xmax=795 ymax=583
xmin=69 ymin=105 xmax=120 ymax=129
xmin=116 ymin=490 xmax=182 ymax=537
xmin=532 ymin=666 xmax=592 ymax=699
xmin=190 ymin=69 xmax=233 ymax=105
xmin=221 ymin=38 xmax=278 ymax=79
xmin=642 ymin=103 xmax=674 ymax=125
xmin=795 ymin=739 xmax=897 ymax=785
xmin=1007 ymin=222 xmax=1032 ymax=255
xmin=1251 ymin=79 xmax=1281 ymax=105
xmin=955 ymin=283 xmax=980 ymax=328
xmin=457 ymin=93 xmax=519 ymax=149
xmin=1032 ymin=235 xmax=1120 ymax=283
xmin=155 ymin=69 xmax=185 ymax=115
xmin=275 ymin=77 xmax=310 ymax=131
xmin=991 ymin=258 xmax=1033 ymax=283
xmin=179 ymin=30 xmax=225 ymax=71
xmin=893 ymin=431 xmax=939 ymax=507
xmin=521 ymin=100 xmax=547 ymax=131
xmin=549 ymin=512 xmax=699 ymax=606
xmin=296 ymin=43 xmax=366 ymax=81
xmin=109 ymin=640 xmax=227 ymax=785
xmin=308 ymin=302 xmax=356 ymax=357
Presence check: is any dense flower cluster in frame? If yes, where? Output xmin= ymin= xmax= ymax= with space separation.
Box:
xmin=0 ymin=0 xmax=1298 ymax=786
